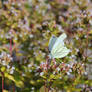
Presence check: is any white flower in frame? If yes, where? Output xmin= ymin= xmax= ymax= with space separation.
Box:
xmin=56 ymin=67 xmax=60 ymax=71
xmin=40 ymin=72 xmax=44 ymax=76
xmin=10 ymin=70 xmax=14 ymax=74
xmin=67 ymin=72 xmax=70 ymax=75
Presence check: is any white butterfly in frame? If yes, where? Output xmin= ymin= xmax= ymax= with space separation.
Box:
xmin=49 ymin=33 xmax=70 ymax=59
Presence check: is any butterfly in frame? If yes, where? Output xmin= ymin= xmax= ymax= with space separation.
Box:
xmin=49 ymin=33 xmax=70 ymax=59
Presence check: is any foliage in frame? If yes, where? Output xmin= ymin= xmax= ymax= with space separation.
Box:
xmin=0 ymin=0 xmax=92 ymax=92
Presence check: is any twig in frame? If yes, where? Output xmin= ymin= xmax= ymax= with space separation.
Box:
xmin=9 ymin=38 xmax=15 ymax=92
xmin=10 ymin=38 xmax=12 ymax=56
xmin=13 ymin=83 xmax=15 ymax=92
xmin=44 ymin=82 xmax=47 ymax=92
xmin=1 ymin=72 xmax=4 ymax=92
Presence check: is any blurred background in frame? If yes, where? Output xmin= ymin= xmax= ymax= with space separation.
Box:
xmin=0 ymin=0 xmax=92 ymax=92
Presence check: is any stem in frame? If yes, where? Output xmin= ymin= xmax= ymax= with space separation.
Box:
xmin=1 ymin=72 xmax=4 ymax=92
xmin=48 ymin=88 xmax=49 ymax=92
xmin=10 ymin=39 xmax=12 ymax=56
xmin=13 ymin=83 xmax=15 ymax=92
xmin=44 ymin=83 xmax=46 ymax=92
xmin=85 ymin=31 xmax=89 ymax=59
xmin=48 ymin=86 xmax=50 ymax=92
xmin=46 ymin=57 xmax=51 ymax=92
xmin=84 ymin=30 xmax=89 ymax=70
xmin=10 ymin=38 xmax=15 ymax=92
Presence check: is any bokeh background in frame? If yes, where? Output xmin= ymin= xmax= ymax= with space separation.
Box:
xmin=0 ymin=0 xmax=92 ymax=92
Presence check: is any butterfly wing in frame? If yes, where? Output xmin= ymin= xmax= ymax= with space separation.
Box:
xmin=51 ymin=33 xmax=70 ymax=58
xmin=49 ymin=35 xmax=57 ymax=52
xmin=52 ymin=33 xmax=67 ymax=48
xmin=51 ymin=43 xmax=70 ymax=58
xmin=58 ymin=33 xmax=67 ymax=42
